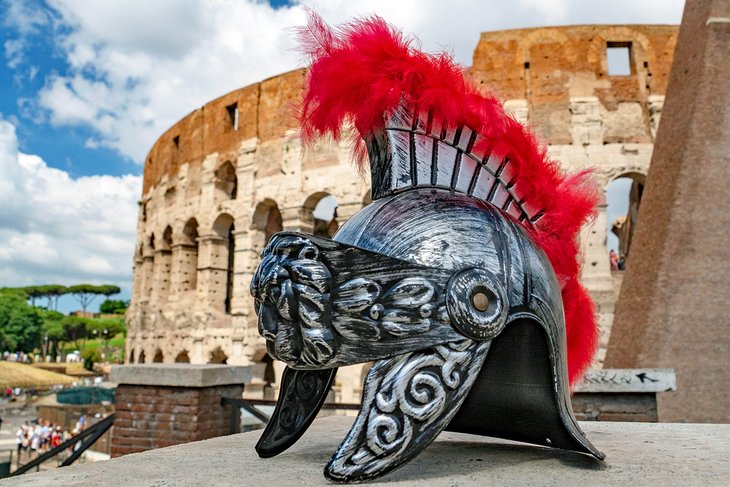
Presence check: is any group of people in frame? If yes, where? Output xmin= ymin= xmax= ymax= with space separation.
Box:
xmin=15 ymin=416 xmax=87 ymax=463
xmin=609 ymin=249 xmax=627 ymax=271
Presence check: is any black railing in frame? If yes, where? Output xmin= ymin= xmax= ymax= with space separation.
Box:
xmin=221 ymin=398 xmax=360 ymax=434
xmin=10 ymin=414 xmax=115 ymax=477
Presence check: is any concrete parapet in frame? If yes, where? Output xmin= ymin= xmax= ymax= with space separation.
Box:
xmin=6 ymin=416 xmax=729 ymax=486
xmin=110 ymin=363 xmax=252 ymax=388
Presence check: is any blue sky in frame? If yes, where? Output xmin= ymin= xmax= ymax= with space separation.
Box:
xmin=0 ymin=0 xmax=684 ymax=313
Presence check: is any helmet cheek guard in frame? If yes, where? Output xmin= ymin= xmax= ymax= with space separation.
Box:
xmin=249 ymin=13 xmax=603 ymax=482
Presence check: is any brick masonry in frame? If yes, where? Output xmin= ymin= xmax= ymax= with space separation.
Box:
xmin=111 ymin=383 xmax=242 ymax=457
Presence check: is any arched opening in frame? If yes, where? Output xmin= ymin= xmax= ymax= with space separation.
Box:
xmin=209 ymin=346 xmax=228 ymax=364
xmin=605 ymin=173 xmax=646 ymax=271
xmin=163 ymin=226 xmax=173 ymax=248
xmin=157 ymin=225 xmax=173 ymax=302
xmin=175 ymin=350 xmax=190 ymax=363
xmin=214 ymin=161 xmax=237 ymax=201
xmin=138 ymin=350 xmax=146 ymax=364
xmin=133 ymin=243 xmax=144 ymax=300
xmin=143 ymin=233 xmax=156 ymax=303
xmin=213 ymin=213 xmax=235 ymax=314
xmin=152 ymin=349 xmax=163 ymax=363
xmin=128 ymin=348 xmax=136 ymax=364
xmin=252 ymin=199 xmax=283 ymax=248
xmin=180 ymin=218 xmax=199 ymax=292
xmin=304 ymin=193 xmax=339 ymax=237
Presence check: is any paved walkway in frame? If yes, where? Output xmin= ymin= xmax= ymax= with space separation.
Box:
xmin=3 ymin=416 xmax=729 ymax=486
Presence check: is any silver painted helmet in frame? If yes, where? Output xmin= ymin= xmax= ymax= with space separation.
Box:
xmin=249 ymin=14 xmax=603 ymax=482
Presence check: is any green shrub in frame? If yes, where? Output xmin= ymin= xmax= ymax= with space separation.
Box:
xmin=81 ymin=348 xmax=101 ymax=371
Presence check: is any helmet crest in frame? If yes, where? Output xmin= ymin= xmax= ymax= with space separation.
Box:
xmin=297 ymin=12 xmax=599 ymax=383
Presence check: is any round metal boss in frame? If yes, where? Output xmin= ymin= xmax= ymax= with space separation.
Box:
xmin=446 ymin=267 xmax=508 ymax=340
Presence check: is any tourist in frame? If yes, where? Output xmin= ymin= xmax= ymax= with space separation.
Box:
xmin=29 ymin=425 xmax=40 ymax=458
xmin=609 ymin=249 xmax=619 ymax=271
xmin=618 ymin=254 xmax=626 ymax=271
xmin=16 ymin=424 xmax=25 ymax=460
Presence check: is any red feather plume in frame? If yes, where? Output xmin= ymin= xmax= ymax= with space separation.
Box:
xmin=297 ymin=13 xmax=599 ymax=385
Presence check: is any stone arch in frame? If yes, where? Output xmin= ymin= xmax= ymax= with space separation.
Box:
xmin=208 ymin=346 xmax=228 ymax=364
xmin=214 ymin=160 xmax=237 ymax=201
xmin=161 ymin=226 xmax=173 ymax=250
xmin=153 ymin=349 xmax=164 ymax=363
xmin=156 ymin=225 xmax=174 ymax=302
xmin=142 ymin=233 xmax=156 ymax=303
xmin=213 ymin=213 xmax=236 ymax=314
xmin=175 ymin=350 xmax=190 ymax=363
xmin=212 ymin=213 xmax=235 ymax=237
xmin=128 ymin=348 xmax=136 ymax=364
xmin=251 ymin=199 xmax=283 ymax=249
xmin=303 ymin=192 xmax=339 ymax=237
xmin=138 ymin=349 xmax=146 ymax=364
xmin=178 ymin=218 xmax=199 ymax=293
xmin=606 ymin=172 xmax=646 ymax=265
xmin=133 ymin=243 xmax=144 ymax=301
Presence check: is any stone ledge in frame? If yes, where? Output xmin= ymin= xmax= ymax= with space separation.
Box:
xmin=109 ymin=364 xmax=252 ymax=388
xmin=573 ymin=368 xmax=676 ymax=393
xmin=6 ymin=416 xmax=729 ymax=486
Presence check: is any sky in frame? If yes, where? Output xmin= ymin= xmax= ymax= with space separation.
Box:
xmin=0 ymin=0 xmax=685 ymax=313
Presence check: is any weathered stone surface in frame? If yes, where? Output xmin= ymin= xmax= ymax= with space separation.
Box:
xmin=110 ymin=364 xmax=252 ymax=388
xmin=7 ymin=416 xmax=730 ymax=486
xmin=605 ymin=0 xmax=730 ymax=423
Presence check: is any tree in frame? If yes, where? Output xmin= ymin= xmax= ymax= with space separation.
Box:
xmin=0 ymin=289 xmax=41 ymax=354
xmin=40 ymin=285 xmax=69 ymax=310
xmin=98 ymin=285 xmax=121 ymax=299
xmin=61 ymin=316 xmax=90 ymax=352
xmin=99 ymin=299 xmax=128 ymax=314
xmin=68 ymin=284 xmax=121 ymax=313
xmin=67 ymin=284 xmax=98 ymax=313
xmin=22 ymin=285 xmax=44 ymax=307
xmin=39 ymin=309 xmax=64 ymax=361
xmin=88 ymin=317 xmax=125 ymax=359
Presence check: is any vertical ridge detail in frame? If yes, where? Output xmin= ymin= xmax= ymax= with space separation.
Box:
xmin=430 ymin=138 xmax=439 ymax=186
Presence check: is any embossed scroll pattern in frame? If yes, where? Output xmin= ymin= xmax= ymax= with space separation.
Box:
xmin=325 ymin=339 xmax=490 ymax=482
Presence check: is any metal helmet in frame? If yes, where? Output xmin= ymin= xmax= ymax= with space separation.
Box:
xmin=249 ymin=14 xmax=603 ymax=482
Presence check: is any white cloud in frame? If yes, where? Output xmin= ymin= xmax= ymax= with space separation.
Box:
xmin=2 ymin=0 xmax=51 ymax=74
xmin=5 ymin=0 xmax=683 ymax=164
xmin=0 ymin=119 xmax=141 ymax=290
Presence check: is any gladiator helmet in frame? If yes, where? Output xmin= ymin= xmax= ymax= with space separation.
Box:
xmin=250 ymin=14 xmax=604 ymax=482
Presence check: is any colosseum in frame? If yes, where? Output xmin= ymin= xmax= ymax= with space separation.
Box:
xmin=126 ymin=24 xmax=678 ymax=402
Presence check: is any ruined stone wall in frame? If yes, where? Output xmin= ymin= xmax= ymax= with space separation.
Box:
xmin=126 ymin=25 xmax=677 ymax=401
xmin=472 ymin=25 xmax=677 ymax=363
